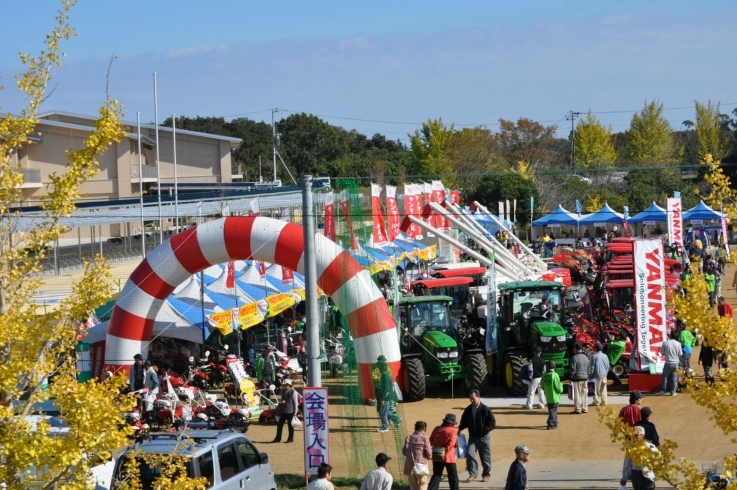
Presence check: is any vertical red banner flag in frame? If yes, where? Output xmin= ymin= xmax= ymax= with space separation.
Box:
xmin=257 ymin=261 xmax=266 ymax=279
xmin=340 ymin=197 xmax=360 ymax=251
xmin=324 ymin=192 xmax=335 ymax=241
xmin=403 ymin=184 xmax=415 ymax=240
xmin=386 ymin=185 xmax=400 ymax=241
xmin=371 ymin=183 xmax=390 ymax=245
xmin=451 ymin=190 xmax=461 ymax=206
xmin=280 ymin=211 xmax=294 ymax=284
xmin=411 ymin=183 xmax=423 ymax=239
xmin=432 ymin=180 xmax=447 ymax=229
xmin=424 ymin=182 xmax=435 ymax=236
xmin=226 ymin=261 xmax=236 ymax=292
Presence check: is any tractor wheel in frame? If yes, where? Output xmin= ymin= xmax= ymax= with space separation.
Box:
xmin=612 ymin=361 xmax=627 ymax=378
xmin=464 ymin=352 xmax=490 ymax=395
xmin=503 ymin=352 xmax=528 ymax=396
xmin=401 ymin=357 xmax=426 ymax=402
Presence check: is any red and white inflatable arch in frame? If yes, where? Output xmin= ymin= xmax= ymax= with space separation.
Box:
xmin=105 ymin=216 xmax=400 ymax=399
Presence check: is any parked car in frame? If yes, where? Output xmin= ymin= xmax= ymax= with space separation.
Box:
xmin=110 ymin=429 xmax=276 ymax=490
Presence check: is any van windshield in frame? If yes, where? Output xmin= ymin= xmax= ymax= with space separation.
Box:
xmin=113 ymin=454 xmax=194 ymax=489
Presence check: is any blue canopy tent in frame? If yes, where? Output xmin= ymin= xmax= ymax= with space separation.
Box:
xmin=629 ymin=202 xmax=666 ymax=224
xmin=577 ymin=203 xmax=624 ymax=239
xmin=531 ymin=205 xmax=583 ymax=241
xmin=683 ymin=200 xmax=724 ymax=222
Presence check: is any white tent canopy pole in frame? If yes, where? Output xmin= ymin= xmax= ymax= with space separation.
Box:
xmin=473 ymin=201 xmax=547 ymax=270
xmin=428 ymin=202 xmax=534 ymax=277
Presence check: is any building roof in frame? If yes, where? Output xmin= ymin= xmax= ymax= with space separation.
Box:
xmin=36 ymin=111 xmax=242 ymax=147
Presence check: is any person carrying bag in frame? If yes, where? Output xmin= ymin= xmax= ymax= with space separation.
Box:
xmin=402 ymin=421 xmax=432 ymax=490
xmin=427 ymin=414 xmax=459 ymax=490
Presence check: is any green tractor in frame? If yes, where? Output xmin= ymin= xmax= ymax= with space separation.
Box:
xmin=397 ymin=295 xmax=489 ymax=402
xmin=496 ymin=281 xmax=571 ymax=396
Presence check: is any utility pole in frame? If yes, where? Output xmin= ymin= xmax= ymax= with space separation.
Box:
xmin=272 ymin=108 xmax=279 ymax=183
xmin=566 ymin=110 xmax=581 ymax=171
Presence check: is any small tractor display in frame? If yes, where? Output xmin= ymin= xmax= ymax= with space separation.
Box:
xmin=496 ymin=281 xmax=570 ymax=396
xmin=397 ymin=295 xmax=489 ymax=401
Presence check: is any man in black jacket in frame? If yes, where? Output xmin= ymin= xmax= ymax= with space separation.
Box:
xmin=458 ymin=389 xmax=496 ymax=483
xmin=634 ymin=407 xmax=660 ymax=447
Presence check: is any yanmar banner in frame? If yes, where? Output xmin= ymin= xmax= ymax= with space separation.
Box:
xmin=371 ymin=183 xmax=390 ymax=245
xmin=633 ymin=239 xmax=667 ymax=370
xmin=666 ymin=197 xmax=683 ymax=252
xmin=324 ymin=192 xmax=335 ymax=241
xmin=386 ymin=185 xmax=400 ymax=241
xmin=424 ymin=183 xmax=434 ymax=236
xmin=340 ymin=197 xmax=360 ymax=251
xmin=404 ymin=184 xmax=422 ymax=239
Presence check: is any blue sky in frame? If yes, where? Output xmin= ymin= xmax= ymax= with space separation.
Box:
xmin=1 ymin=0 xmax=736 ymax=144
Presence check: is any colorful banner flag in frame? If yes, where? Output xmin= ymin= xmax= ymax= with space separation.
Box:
xmin=84 ymin=312 xmax=101 ymax=330
xmin=498 ymin=202 xmax=505 ymax=222
xmin=324 ymin=193 xmax=335 ymax=241
xmin=451 ymin=190 xmax=461 ymax=206
xmin=432 ymin=180 xmax=448 ymax=230
xmin=257 ymin=261 xmax=266 ymax=280
xmin=303 ymin=387 xmax=330 ymax=475
xmin=411 ymin=183 xmax=423 ymax=239
xmin=386 ymin=185 xmax=400 ymax=241
xmin=371 ymin=183 xmax=390 ymax=245
xmin=666 ymin=197 xmax=683 ymax=252
xmin=530 ymin=196 xmax=534 ymax=224
xmin=340 ymin=197 xmax=360 ymax=251
xmin=225 ymin=262 xmax=236 ymax=293
xmin=424 ymin=183 xmax=435 ymax=236
xmin=633 ymin=239 xmax=667 ymax=371
xmin=513 ymin=199 xmax=517 ymax=224
xmin=505 ymin=200 xmax=511 ymax=224
xmin=575 ymin=200 xmax=583 ymax=218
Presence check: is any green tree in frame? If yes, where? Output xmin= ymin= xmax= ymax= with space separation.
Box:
xmin=573 ymin=111 xmax=617 ymax=169
xmin=468 ymin=173 xmax=539 ymax=226
xmin=694 ymin=99 xmax=731 ymax=162
xmin=623 ymin=168 xmax=697 ymax=212
xmin=623 ymin=100 xmax=674 ymax=165
xmin=408 ymin=118 xmax=454 ymax=177
xmin=277 ymin=112 xmax=349 ymax=179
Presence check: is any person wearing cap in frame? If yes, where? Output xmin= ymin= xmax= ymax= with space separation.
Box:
xmin=659 ymin=330 xmax=682 ymax=396
xmin=621 ymin=425 xmax=658 ymax=490
xmin=677 ymin=321 xmax=695 ymax=373
xmin=540 ymin=360 xmax=563 ymax=429
xmin=524 ymin=346 xmax=547 ymax=410
xmin=458 ymin=389 xmax=495 ymax=482
xmin=374 ymin=355 xmax=401 ymax=432
xmin=428 ymin=414 xmax=459 ymax=490
xmin=569 ymin=343 xmax=590 ymax=413
xmin=504 ymin=445 xmax=532 ymax=490
xmin=634 ymin=407 xmax=660 ymax=447
xmin=619 ymin=391 xmax=643 ymax=426
xmin=272 ymin=377 xmax=299 ymax=443
xmin=360 ymin=453 xmax=393 ymax=490
xmin=589 ymin=342 xmax=610 ymax=407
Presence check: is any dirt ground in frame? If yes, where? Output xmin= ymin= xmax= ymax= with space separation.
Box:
xmin=251 ymin=263 xmax=737 ymax=482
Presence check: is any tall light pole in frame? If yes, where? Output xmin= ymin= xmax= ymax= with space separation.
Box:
xmin=272 ymin=108 xmax=279 ymax=183
xmin=153 ymin=73 xmax=163 ymax=244
xmin=302 ymin=175 xmax=321 ymax=387
xmin=172 ymin=114 xmax=179 ymax=232
xmin=566 ymin=110 xmax=581 ymax=171
xmin=136 ymin=113 xmax=146 ymax=258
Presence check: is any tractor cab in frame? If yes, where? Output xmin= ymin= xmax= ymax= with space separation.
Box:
xmin=397 ymin=295 xmax=489 ymax=401
xmin=497 ymin=281 xmax=569 ymax=395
